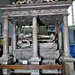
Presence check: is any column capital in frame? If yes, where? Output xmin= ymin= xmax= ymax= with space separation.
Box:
xmin=2 ymin=16 xmax=10 ymax=19
xmin=33 ymin=16 xmax=37 ymax=20
xmin=32 ymin=15 xmax=38 ymax=18
xmin=11 ymin=20 xmax=17 ymax=25
xmin=58 ymin=25 xmax=62 ymax=30
xmin=63 ymin=13 xmax=69 ymax=16
xmin=18 ymin=25 xmax=21 ymax=28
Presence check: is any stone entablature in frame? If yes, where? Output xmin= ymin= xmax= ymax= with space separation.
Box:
xmin=0 ymin=1 xmax=72 ymax=26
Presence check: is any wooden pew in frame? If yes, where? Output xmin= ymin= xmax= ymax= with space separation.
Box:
xmin=0 ymin=64 xmax=65 ymax=75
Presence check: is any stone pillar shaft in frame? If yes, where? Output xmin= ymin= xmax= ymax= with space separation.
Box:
xmin=33 ymin=17 xmax=38 ymax=57
xmin=30 ymin=16 xmax=41 ymax=65
xmin=18 ymin=26 xmax=21 ymax=34
xmin=58 ymin=26 xmax=62 ymax=50
xmin=55 ymin=25 xmax=58 ymax=34
xmin=63 ymin=16 xmax=70 ymax=57
xmin=3 ymin=18 xmax=9 ymax=56
xmin=12 ymin=24 xmax=16 ymax=50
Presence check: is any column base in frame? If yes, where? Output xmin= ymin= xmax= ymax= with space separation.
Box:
xmin=62 ymin=55 xmax=75 ymax=62
xmin=13 ymin=51 xmax=16 ymax=62
xmin=29 ymin=57 xmax=41 ymax=64
xmin=29 ymin=57 xmax=41 ymax=75
xmin=0 ymin=55 xmax=13 ymax=75
xmin=62 ymin=55 xmax=75 ymax=75
xmin=31 ymin=70 xmax=41 ymax=75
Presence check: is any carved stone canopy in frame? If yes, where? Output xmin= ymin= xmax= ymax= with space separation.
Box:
xmin=0 ymin=1 xmax=72 ymax=26
xmin=10 ymin=15 xmax=63 ymax=26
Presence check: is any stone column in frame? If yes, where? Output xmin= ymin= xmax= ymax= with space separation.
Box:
xmin=55 ymin=25 xmax=59 ymax=49
xmin=18 ymin=25 xmax=21 ymax=34
xmin=33 ymin=17 xmax=38 ymax=57
xmin=30 ymin=17 xmax=41 ymax=64
xmin=18 ymin=25 xmax=21 ymax=40
xmin=30 ymin=16 xmax=41 ymax=75
xmin=3 ymin=17 xmax=9 ymax=57
xmin=0 ymin=17 xmax=13 ymax=75
xmin=63 ymin=15 xmax=75 ymax=75
xmin=12 ymin=23 xmax=16 ymax=51
xmin=12 ymin=22 xmax=16 ymax=62
xmin=63 ymin=15 xmax=70 ymax=57
xmin=55 ymin=25 xmax=58 ymax=34
xmin=58 ymin=26 xmax=62 ymax=50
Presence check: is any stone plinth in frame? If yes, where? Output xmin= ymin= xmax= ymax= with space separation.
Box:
xmin=62 ymin=56 xmax=75 ymax=75
xmin=0 ymin=56 xmax=13 ymax=74
xmin=30 ymin=57 xmax=41 ymax=75
xmin=42 ymin=69 xmax=61 ymax=74
xmin=31 ymin=70 xmax=40 ymax=75
xmin=42 ymin=59 xmax=55 ymax=65
xmin=30 ymin=57 xmax=41 ymax=65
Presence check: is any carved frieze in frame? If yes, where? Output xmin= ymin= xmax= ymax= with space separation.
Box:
xmin=3 ymin=8 xmax=67 ymax=17
xmin=15 ymin=0 xmax=58 ymax=4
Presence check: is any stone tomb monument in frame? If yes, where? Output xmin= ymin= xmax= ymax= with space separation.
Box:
xmin=0 ymin=1 xmax=75 ymax=75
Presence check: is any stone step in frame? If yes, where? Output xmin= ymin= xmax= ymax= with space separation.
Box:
xmin=14 ymin=70 xmax=31 ymax=73
xmin=42 ymin=69 xmax=61 ymax=74
xmin=13 ymin=69 xmax=61 ymax=74
xmin=42 ymin=59 xmax=55 ymax=65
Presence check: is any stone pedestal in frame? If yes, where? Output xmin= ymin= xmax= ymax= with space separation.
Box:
xmin=0 ymin=56 xmax=13 ymax=74
xmin=30 ymin=57 xmax=41 ymax=65
xmin=31 ymin=70 xmax=40 ymax=75
xmin=30 ymin=57 xmax=41 ymax=75
xmin=65 ymin=62 xmax=74 ymax=75
xmin=62 ymin=56 xmax=75 ymax=75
